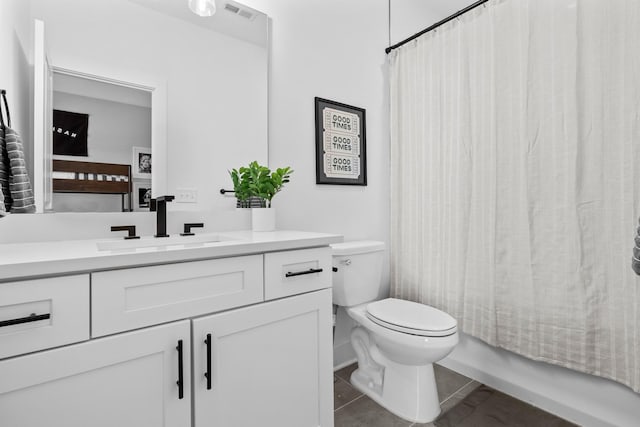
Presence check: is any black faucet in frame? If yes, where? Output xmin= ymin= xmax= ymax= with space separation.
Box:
xmin=151 ymin=195 xmax=175 ymax=237
xmin=110 ymin=225 xmax=140 ymax=240
xmin=180 ymin=223 xmax=204 ymax=236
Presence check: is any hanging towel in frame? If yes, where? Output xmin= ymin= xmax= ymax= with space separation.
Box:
xmin=0 ymin=95 xmax=11 ymax=216
xmin=0 ymin=90 xmax=35 ymax=214
xmin=0 ymin=129 xmax=7 ymax=216
xmin=2 ymin=127 xmax=35 ymax=213
xmin=633 ymin=223 xmax=640 ymax=275
xmin=0 ymin=183 xmax=5 ymax=216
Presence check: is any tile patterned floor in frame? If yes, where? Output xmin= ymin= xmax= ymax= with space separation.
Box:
xmin=334 ymin=363 xmax=481 ymax=427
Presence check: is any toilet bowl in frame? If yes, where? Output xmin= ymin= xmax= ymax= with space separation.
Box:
xmin=331 ymin=241 xmax=458 ymax=423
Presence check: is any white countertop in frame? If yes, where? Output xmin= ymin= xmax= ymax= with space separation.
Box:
xmin=0 ymin=230 xmax=343 ymax=282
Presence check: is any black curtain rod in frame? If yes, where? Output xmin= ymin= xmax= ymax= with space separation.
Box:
xmin=385 ymin=0 xmax=489 ymax=54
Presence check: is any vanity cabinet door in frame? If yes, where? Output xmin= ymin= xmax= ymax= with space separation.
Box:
xmin=192 ymin=288 xmax=334 ymax=427
xmin=0 ymin=320 xmax=191 ymax=427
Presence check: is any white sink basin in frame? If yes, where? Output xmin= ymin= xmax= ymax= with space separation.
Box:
xmin=96 ymin=234 xmax=233 ymax=251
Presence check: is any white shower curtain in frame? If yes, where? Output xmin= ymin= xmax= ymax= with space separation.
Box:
xmin=390 ymin=0 xmax=640 ymax=392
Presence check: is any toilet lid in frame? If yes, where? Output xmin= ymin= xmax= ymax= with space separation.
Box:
xmin=366 ymin=298 xmax=457 ymax=337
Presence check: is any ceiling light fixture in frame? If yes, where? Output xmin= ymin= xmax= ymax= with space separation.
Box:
xmin=188 ymin=0 xmax=216 ymax=17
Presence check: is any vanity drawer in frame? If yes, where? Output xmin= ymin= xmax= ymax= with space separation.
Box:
xmin=0 ymin=275 xmax=90 ymax=359
xmin=264 ymin=247 xmax=332 ymax=300
xmin=91 ymin=255 xmax=264 ymax=337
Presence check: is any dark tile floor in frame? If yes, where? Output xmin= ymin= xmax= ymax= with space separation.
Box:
xmin=334 ymin=363 xmax=480 ymax=427
xmin=333 ymin=363 xmax=574 ymax=427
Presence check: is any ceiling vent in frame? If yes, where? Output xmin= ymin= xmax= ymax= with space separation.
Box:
xmin=224 ymin=2 xmax=256 ymax=21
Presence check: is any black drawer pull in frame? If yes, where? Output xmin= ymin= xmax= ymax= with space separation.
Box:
xmin=0 ymin=313 xmax=50 ymax=328
xmin=285 ymin=268 xmax=324 ymax=278
xmin=204 ymin=333 xmax=212 ymax=390
xmin=176 ymin=340 xmax=184 ymax=399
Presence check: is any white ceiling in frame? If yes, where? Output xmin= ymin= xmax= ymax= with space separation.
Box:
xmin=53 ymin=72 xmax=152 ymax=108
xmin=127 ymin=0 xmax=268 ymax=48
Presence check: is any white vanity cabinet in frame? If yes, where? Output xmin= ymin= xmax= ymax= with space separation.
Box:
xmin=0 ymin=236 xmax=337 ymax=427
xmin=0 ymin=275 xmax=89 ymax=359
xmin=0 ymin=320 xmax=191 ymax=427
xmin=192 ymin=288 xmax=333 ymax=427
xmin=91 ymin=255 xmax=264 ymax=337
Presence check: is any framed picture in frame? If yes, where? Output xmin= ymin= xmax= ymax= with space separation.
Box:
xmin=132 ymin=146 xmax=152 ymax=179
xmin=53 ymin=109 xmax=89 ymax=156
xmin=314 ymin=97 xmax=367 ymax=186
xmin=133 ymin=182 xmax=152 ymax=211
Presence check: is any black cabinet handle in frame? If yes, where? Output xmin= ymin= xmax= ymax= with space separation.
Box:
xmin=176 ymin=340 xmax=184 ymax=399
xmin=0 ymin=313 xmax=50 ymax=328
xmin=204 ymin=333 xmax=212 ymax=390
xmin=285 ymin=268 xmax=324 ymax=278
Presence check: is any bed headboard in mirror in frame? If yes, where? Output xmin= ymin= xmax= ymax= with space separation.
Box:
xmin=30 ymin=0 xmax=269 ymax=213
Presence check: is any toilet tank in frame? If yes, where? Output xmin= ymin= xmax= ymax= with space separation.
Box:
xmin=330 ymin=241 xmax=385 ymax=307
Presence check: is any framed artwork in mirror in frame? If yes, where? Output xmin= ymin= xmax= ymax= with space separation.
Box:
xmin=133 ymin=182 xmax=151 ymax=211
xmin=314 ymin=97 xmax=367 ymax=186
xmin=53 ymin=109 xmax=89 ymax=156
xmin=132 ymin=146 xmax=152 ymax=179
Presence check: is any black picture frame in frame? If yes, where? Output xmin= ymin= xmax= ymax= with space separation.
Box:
xmin=132 ymin=146 xmax=152 ymax=179
xmin=52 ymin=109 xmax=89 ymax=156
xmin=315 ymin=97 xmax=367 ymax=186
xmin=133 ymin=182 xmax=151 ymax=211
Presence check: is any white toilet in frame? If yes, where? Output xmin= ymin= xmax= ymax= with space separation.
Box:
xmin=331 ymin=241 xmax=459 ymax=423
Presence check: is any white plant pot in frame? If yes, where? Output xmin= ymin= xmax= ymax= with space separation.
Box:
xmin=251 ymin=208 xmax=276 ymax=232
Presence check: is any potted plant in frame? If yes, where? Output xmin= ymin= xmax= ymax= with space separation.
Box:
xmin=229 ymin=166 xmax=253 ymax=208
xmin=229 ymin=161 xmax=293 ymax=230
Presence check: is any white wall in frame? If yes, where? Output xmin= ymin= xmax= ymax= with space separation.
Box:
xmin=391 ymin=1 xmax=640 ymax=426
xmin=0 ymin=0 xmax=32 ymax=185
xmin=240 ymin=0 xmax=391 ymax=367
xmin=243 ymin=0 xmax=390 ymax=240
xmin=390 ymin=0 xmax=477 ymax=45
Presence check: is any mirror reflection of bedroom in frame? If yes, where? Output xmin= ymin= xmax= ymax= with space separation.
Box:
xmin=51 ymin=72 xmax=151 ymax=212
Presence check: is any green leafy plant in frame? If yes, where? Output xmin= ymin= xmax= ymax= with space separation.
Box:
xmin=229 ymin=167 xmax=252 ymax=206
xmin=229 ymin=161 xmax=293 ymax=208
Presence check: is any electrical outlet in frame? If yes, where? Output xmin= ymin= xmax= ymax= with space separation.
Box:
xmin=176 ymin=187 xmax=197 ymax=203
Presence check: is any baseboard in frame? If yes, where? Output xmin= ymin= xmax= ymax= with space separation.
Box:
xmin=333 ymin=357 xmax=357 ymax=372
xmin=333 ymin=340 xmax=356 ymax=370
xmin=439 ymin=333 xmax=640 ymax=427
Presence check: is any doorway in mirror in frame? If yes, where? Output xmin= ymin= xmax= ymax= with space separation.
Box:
xmin=50 ymin=72 xmax=151 ymax=212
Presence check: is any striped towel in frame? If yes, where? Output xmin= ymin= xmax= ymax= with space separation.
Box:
xmin=0 ymin=125 xmax=35 ymax=213
xmin=0 ymin=127 xmax=9 ymax=216
xmin=633 ymin=225 xmax=640 ymax=275
xmin=0 ymin=180 xmax=5 ymax=216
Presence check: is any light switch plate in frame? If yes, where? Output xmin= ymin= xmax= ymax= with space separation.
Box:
xmin=176 ymin=187 xmax=197 ymax=203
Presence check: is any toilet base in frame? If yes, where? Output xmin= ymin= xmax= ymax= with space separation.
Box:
xmin=345 ymin=305 xmax=457 ymax=423
xmin=349 ymin=359 xmax=441 ymax=423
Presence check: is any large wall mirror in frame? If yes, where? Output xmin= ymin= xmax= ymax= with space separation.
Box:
xmin=30 ymin=0 xmax=269 ymax=213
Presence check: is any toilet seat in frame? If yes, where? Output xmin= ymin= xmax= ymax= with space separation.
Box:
xmin=366 ymin=298 xmax=457 ymax=337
